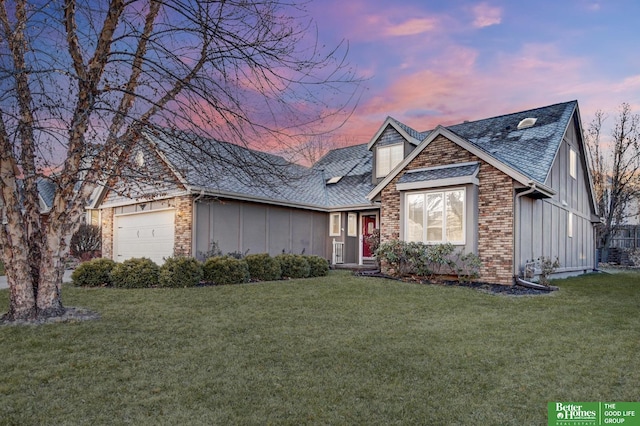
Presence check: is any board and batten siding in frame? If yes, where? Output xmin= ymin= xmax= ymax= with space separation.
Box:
xmin=517 ymin=115 xmax=596 ymax=274
xmin=194 ymin=198 xmax=329 ymax=259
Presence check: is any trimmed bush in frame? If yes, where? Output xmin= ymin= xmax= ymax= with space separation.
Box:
xmin=306 ymin=255 xmax=329 ymax=277
xmin=159 ymin=256 xmax=203 ymax=288
xmin=275 ymin=254 xmax=310 ymax=279
xmin=203 ymin=256 xmax=250 ymax=285
xmin=110 ymin=257 xmax=160 ymax=288
xmin=71 ymin=258 xmax=115 ymax=287
xmin=245 ymin=253 xmax=281 ymax=281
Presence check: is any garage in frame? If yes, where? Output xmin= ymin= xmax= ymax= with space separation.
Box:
xmin=114 ymin=209 xmax=175 ymax=265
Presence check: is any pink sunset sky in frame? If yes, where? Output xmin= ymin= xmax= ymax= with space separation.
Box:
xmin=306 ymin=0 xmax=640 ymax=143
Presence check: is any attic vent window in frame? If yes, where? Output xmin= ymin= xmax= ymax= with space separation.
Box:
xmin=327 ymin=176 xmax=342 ymax=184
xmin=517 ymin=117 xmax=537 ymax=130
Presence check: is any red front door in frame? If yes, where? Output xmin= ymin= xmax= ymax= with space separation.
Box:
xmin=362 ymin=215 xmax=377 ymax=258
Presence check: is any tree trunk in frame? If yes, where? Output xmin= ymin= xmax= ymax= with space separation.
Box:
xmin=35 ymin=235 xmax=66 ymax=318
xmin=2 ymin=253 xmax=37 ymax=320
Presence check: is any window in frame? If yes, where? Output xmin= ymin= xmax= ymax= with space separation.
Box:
xmin=347 ymin=213 xmax=357 ymax=237
xmin=376 ymin=144 xmax=403 ymax=178
xmin=406 ymin=188 xmax=465 ymax=244
xmin=568 ymin=212 xmax=573 ymax=238
xmin=569 ymin=148 xmax=577 ymax=179
xmin=88 ymin=210 xmax=100 ymax=226
xmin=329 ymin=213 xmax=341 ymax=236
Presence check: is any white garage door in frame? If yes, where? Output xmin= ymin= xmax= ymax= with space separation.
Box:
xmin=114 ymin=209 xmax=175 ymax=265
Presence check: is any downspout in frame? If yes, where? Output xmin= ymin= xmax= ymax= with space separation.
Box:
xmin=513 ymin=182 xmax=538 ymax=283
xmin=191 ymin=190 xmax=205 ymax=258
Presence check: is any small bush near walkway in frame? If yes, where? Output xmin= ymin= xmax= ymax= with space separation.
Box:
xmin=203 ymin=256 xmax=250 ymax=285
xmin=110 ymin=257 xmax=160 ymax=288
xmin=245 ymin=253 xmax=281 ymax=281
xmin=71 ymin=258 xmax=116 ymax=287
xmin=159 ymin=256 xmax=203 ymax=288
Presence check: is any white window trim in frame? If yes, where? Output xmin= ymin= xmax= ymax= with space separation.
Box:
xmin=568 ymin=212 xmax=573 ymax=238
xmin=404 ymin=187 xmax=466 ymax=245
xmin=329 ymin=213 xmax=341 ymax=237
xmin=347 ymin=213 xmax=357 ymax=237
xmin=376 ymin=143 xmax=403 ymax=178
xmin=569 ymin=147 xmax=577 ymax=179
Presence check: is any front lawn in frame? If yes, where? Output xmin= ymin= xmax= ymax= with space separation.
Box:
xmin=1 ymin=271 xmax=639 ymax=424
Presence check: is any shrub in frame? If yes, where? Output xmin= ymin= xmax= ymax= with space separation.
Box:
xmin=306 ymin=255 xmax=329 ymax=277
xmin=377 ymin=240 xmax=483 ymax=282
xmin=375 ymin=240 xmax=416 ymax=276
xmin=110 ymin=257 xmax=160 ymax=288
xmin=70 ymin=224 xmax=102 ymax=261
xmin=71 ymin=258 xmax=115 ymax=287
xmin=451 ymin=251 xmax=483 ymax=283
xmin=203 ymin=256 xmax=250 ymax=285
xmin=538 ymin=256 xmax=560 ymax=286
xmin=159 ymin=256 xmax=203 ymax=288
xmin=275 ymin=254 xmax=310 ymax=279
xmin=245 ymin=253 xmax=281 ymax=281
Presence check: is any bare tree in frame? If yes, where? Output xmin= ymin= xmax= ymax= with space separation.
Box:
xmin=585 ymin=103 xmax=640 ymax=262
xmin=0 ymin=0 xmax=360 ymax=321
xmin=291 ymin=133 xmax=361 ymax=166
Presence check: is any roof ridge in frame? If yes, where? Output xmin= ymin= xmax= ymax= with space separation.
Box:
xmin=440 ymin=100 xmax=577 ymax=131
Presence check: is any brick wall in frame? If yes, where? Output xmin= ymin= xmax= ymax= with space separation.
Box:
xmin=379 ymin=135 xmax=515 ymax=285
xmin=101 ymin=207 xmax=114 ymax=260
xmin=173 ymin=195 xmax=193 ymax=257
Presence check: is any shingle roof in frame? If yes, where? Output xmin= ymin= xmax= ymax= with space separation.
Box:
xmin=143 ymin=129 xmax=331 ymax=208
xmin=444 ymin=101 xmax=576 ymax=184
xmin=389 ymin=117 xmax=423 ymax=142
xmin=313 ymin=144 xmax=371 ymax=177
xmin=398 ymin=163 xmax=479 ymax=184
xmin=384 ymin=101 xmax=576 ymax=185
xmin=140 ymin=101 xmax=576 ymax=211
xmin=37 ymin=178 xmax=56 ymax=210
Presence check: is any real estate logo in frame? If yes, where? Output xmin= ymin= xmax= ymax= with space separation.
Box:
xmin=550 ymin=402 xmax=597 ymax=425
xmin=548 ymin=402 xmax=640 ymax=426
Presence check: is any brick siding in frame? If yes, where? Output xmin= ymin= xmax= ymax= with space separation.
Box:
xmin=379 ymin=135 xmax=515 ymax=285
xmin=101 ymin=207 xmax=114 ymax=260
xmin=173 ymin=195 xmax=193 ymax=257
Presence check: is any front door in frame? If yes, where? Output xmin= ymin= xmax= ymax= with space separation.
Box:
xmin=362 ymin=215 xmax=377 ymax=258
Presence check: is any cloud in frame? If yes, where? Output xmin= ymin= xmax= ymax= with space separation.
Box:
xmin=472 ymin=3 xmax=502 ymax=28
xmin=384 ymin=17 xmax=438 ymax=36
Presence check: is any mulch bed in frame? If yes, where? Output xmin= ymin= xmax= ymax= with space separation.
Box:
xmin=356 ymin=270 xmax=554 ymax=296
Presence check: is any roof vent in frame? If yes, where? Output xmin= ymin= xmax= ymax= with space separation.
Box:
xmin=517 ymin=117 xmax=537 ymax=130
xmin=327 ymin=176 xmax=342 ymax=184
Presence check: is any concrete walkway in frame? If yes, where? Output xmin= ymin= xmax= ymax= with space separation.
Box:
xmin=0 ymin=269 xmax=74 ymax=290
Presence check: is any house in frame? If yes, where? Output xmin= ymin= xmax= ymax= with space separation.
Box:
xmin=1 ymin=177 xmax=57 ymax=225
xmin=367 ymin=100 xmax=599 ymax=284
xmin=94 ymin=128 xmax=377 ymax=266
xmin=95 ymin=100 xmax=599 ymax=285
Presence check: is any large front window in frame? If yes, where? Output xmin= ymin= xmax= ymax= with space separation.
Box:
xmin=376 ymin=144 xmax=403 ymax=177
xmin=406 ymin=188 xmax=465 ymax=244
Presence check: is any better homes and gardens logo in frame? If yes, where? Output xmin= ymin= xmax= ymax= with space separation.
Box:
xmin=548 ymin=402 xmax=640 ymax=426
xmin=551 ymin=402 xmax=597 ymax=425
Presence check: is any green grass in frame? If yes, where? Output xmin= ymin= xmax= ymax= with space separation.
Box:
xmin=1 ymin=271 xmax=639 ymax=424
